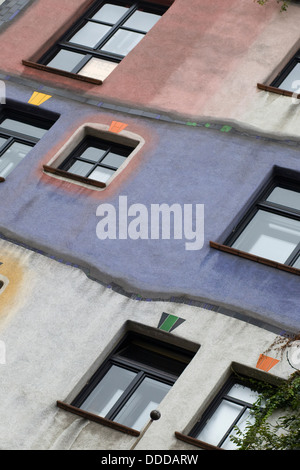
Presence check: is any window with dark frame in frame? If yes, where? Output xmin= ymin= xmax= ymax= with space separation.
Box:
xmin=189 ymin=376 xmax=261 ymax=450
xmin=219 ymin=169 xmax=300 ymax=271
xmin=46 ymin=135 xmax=135 ymax=188
xmin=270 ymin=49 xmax=300 ymax=93
xmin=0 ymin=103 xmax=58 ymax=181
xmin=57 ymin=332 xmax=195 ymax=433
xmin=37 ymin=1 xmax=169 ymax=83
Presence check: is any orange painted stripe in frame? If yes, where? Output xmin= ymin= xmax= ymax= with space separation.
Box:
xmin=256 ymin=354 xmax=279 ymax=372
xmin=109 ymin=121 xmax=128 ymax=133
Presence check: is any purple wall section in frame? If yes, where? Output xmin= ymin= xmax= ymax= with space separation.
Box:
xmin=0 ymin=83 xmax=299 ymax=333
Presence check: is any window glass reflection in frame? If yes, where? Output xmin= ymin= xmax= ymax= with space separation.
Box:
xmin=232 ymin=210 xmax=300 ymax=264
xmin=47 ymin=50 xmax=86 ymax=72
xmin=92 ymin=3 xmax=128 ymax=23
xmin=101 ymin=29 xmax=144 ymax=56
xmin=89 ymin=166 xmax=114 ymax=183
xmin=69 ymin=22 xmax=111 ymax=48
xmin=0 ymin=118 xmax=47 ymax=139
xmin=267 ymin=187 xmax=300 ymax=212
xmin=195 ymin=400 xmax=243 ymax=447
xmin=293 ymin=256 xmax=300 ymax=269
xmin=0 ymin=142 xmax=32 ymax=178
xmin=80 ymin=365 xmax=136 ymax=417
xmin=279 ymin=63 xmax=300 ymax=92
xmin=114 ymin=377 xmax=171 ymax=431
xmin=123 ymin=10 xmax=161 ymax=31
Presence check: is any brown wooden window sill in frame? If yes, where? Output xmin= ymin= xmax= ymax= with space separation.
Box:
xmin=56 ymin=401 xmax=140 ymax=437
xmin=174 ymin=432 xmax=224 ymax=451
xmin=257 ymin=83 xmax=300 ymax=99
xmin=22 ymin=60 xmax=102 ymax=86
xmin=43 ymin=165 xmax=107 ymax=189
xmin=210 ymin=241 xmax=300 ymax=275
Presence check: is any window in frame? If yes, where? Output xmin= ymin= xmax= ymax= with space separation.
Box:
xmin=44 ymin=134 xmax=136 ymax=188
xmin=0 ymin=103 xmax=58 ymax=181
xmin=188 ymin=376 xmax=260 ymax=450
xmin=225 ymin=172 xmax=300 ymax=268
xmin=57 ymin=332 xmax=195 ymax=434
xmin=210 ymin=169 xmax=300 ymax=273
xmin=270 ymin=48 xmax=300 ymax=93
xmin=36 ymin=1 xmax=169 ymax=83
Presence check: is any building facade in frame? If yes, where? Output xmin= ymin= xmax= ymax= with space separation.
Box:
xmin=0 ymin=0 xmax=299 ymax=451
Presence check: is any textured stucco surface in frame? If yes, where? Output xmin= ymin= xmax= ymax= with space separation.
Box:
xmin=1 ymin=0 xmax=300 ymax=138
xmin=0 ymin=82 xmax=299 ymax=333
xmin=0 ymin=238 xmax=294 ymax=450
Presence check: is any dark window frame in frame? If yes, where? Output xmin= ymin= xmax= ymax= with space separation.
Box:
xmin=257 ymin=48 xmax=300 ymax=98
xmin=44 ymin=134 xmax=135 ymax=189
xmin=210 ymin=168 xmax=300 ymax=275
xmin=0 ymin=101 xmax=58 ymax=182
xmin=35 ymin=0 xmax=168 ymax=83
xmin=188 ymin=375 xmax=259 ymax=450
xmin=224 ymin=173 xmax=300 ymax=267
xmin=57 ymin=332 xmax=195 ymax=435
xmin=270 ymin=48 xmax=300 ymax=91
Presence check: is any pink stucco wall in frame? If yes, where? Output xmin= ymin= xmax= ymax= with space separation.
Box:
xmin=1 ymin=0 xmax=300 ymax=123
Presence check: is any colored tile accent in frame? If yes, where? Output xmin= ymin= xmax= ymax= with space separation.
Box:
xmin=220 ymin=125 xmax=232 ymax=132
xmin=109 ymin=121 xmax=128 ymax=133
xmin=28 ymin=92 xmax=52 ymax=106
xmin=158 ymin=312 xmax=185 ymax=332
xmin=256 ymin=354 xmax=280 ymax=372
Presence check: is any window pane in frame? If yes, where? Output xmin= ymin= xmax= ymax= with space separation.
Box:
xmin=92 ymin=3 xmax=128 ymax=23
xmin=68 ymin=160 xmax=93 ymax=177
xmin=195 ymin=399 xmax=243 ymax=446
xmin=114 ymin=377 xmax=171 ymax=431
xmin=232 ymin=210 xmax=300 ymax=264
xmin=227 ymin=383 xmax=260 ymax=405
xmin=102 ymin=152 xmax=127 ymax=168
xmin=101 ymin=29 xmax=144 ymax=56
xmin=0 ymin=136 xmax=8 ymax=148
xmin=0 ymin=142 xmax=32 ymax=178
xmin=80 ymin=146 xmax=107 ymax=163
xmin=267 ymin=187 xmax=300 ymax=212
xmin=47 ymin=50 xmax=86 ymax=72
xmin=78 ymin=57 xmax=118 ymax=81
xmin=123 ymin=10 xmax=161 ymax=32
xmin=221 ymin=408 xmax=254 ymax=450
xmin=0 ymin=118 xmax=47 ymax=139
xmin=293 ymin=257 xmax=300 ymax=269
xmin=279 ymin=63 xmax=300 ymax=92
xmin=69 ymin=22 xmax=111 ymax=48
xmin=80 ymin=365 xmax=136 ymax=417
xmin=89 ymin=166 xmax=114 ymax=183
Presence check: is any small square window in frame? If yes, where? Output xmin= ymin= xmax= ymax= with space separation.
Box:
xmin=0 ymin=102 xmax=58 ymax=181
xmin=45 ymin=135 xmax=135 ymax=188
xmin=188 ymin=376 xmax=261 ymax=450
xmin=35 ymin=1 xmax=169 ymax=83
xmin=57 ymin=332 xmax=196 ymax=433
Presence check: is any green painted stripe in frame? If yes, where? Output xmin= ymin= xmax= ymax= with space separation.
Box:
xmin=159 ymin=314 xmax=179 ymax=332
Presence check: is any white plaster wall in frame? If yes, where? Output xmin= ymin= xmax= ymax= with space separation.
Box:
xmin=0 ymin=238 xmax=294 ymax=450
